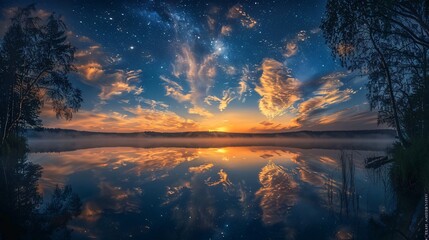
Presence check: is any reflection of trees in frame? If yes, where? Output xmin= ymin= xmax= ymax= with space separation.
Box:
xmin=0 ymin=137 xmax=81 ymax=239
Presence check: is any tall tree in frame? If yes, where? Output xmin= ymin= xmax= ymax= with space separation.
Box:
xmin=321 ymin=0 xmax=429 ymax=145
xmin=0 ymin=5 xmax=82 ymax=144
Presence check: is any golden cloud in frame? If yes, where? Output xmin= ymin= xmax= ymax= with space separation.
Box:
xmin=284 ymin=42 xmax=298 ymax=58
xmin=99 ymin=81 xmax=143 ymax=100
xmin=255 ymin=59 xmax=301 ymax=119
xmin=227 ymin=4 xmax=257 ymax=29
xmin=204 ymin=89 xmax=236 ymax=111
xmin=221 ymin=25 xmax=233 ymax=36
xmin=188 ymin=106 xmax=214 ymax=118
xmin=98 ymin=70 xmax=143 ymax=100
xmin=42 ymin=105 xmax=199 ymax=132
xmin=282 ymin=30 xmax=312 ymax=58
xmin=76 ymin=62 xmax=104 ymax=81
xmin=161 ymin=76 xmax=192 ymax=102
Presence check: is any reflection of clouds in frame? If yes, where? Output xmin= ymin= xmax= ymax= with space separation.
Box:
xmin=80 ymin=202 xmax=102 ymax=223
xmin=298 ymin=168 xmax=325 ymax=187
xmin=206 ymin=169 xmax=232 ymax=190
xmin=32 ymin=148 xmax=199 ymax=189
xmin=189 ymin=163 xmax=214 ymax=174
xmin=163 ymin=181 xmax=191 ymax=206
xmin=29 ymin=145 xmax=388 ymax=238
xmin=255 ymin=162 xmax=298 ymax=225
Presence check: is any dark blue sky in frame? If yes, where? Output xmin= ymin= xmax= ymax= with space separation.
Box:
xmin=0 ymin=0 xmax=379 ymax=132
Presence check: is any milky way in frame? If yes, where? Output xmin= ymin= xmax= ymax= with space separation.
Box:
xmin=0 ymin=0 xmax=380 ymax=132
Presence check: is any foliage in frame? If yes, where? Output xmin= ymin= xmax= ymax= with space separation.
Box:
xmin=0 ymin=137 xmax=82 ymax=239
xmin=390 ymin=137 xmax=429 ymax=194
xmin=0 ymin=4 xmax=82 ymax=143
xmin=321 ymin=0 xmax=429 ymax=145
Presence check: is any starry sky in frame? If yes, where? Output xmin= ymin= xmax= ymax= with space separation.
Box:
xmin=0 ymin=0 xmax=381 ymax=133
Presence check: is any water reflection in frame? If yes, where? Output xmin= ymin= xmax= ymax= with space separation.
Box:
xmin=0 ymin=138 xmax=81 ymax=239
xmin=26 ymin=144 xmax=393 ymax=239
xmin=255 ymin=162 xmax=298 ymax=225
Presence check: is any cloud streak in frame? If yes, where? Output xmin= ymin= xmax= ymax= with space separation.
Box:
xmin=163 ymin=44 xmax=218 ymax=117
xmin=42 ymin=105 xmax=198 ymax=132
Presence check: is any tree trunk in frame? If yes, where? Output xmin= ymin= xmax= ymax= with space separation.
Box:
xmin=369 ymin=31 xmax=408 ymax=146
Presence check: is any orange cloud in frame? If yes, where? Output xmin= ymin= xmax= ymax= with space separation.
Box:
xmin=99 ymin=81 xmax=143 ymax=100
xmin=220 ymin=25 xmax=233 ymax=36
xmin=76 ymin=62 xmax=104 ymax=81
xmin=188 ymin=106 xmax=214 ymax=118
xmin=204 ymin=89 xmax=236 ymax=111
xmin=284 ymin=42 xmax=298 ymax=57
xmin=97 ymin=70 xmax=143 ymax=100
xmin=282 ymin=30 xmax=313 ymax=58
xmin=227 ymin=4 xmax=257 ymax=29
xmin=161 ymin=76 xmax=192 ymax=102
xmin=255 ymin=59 xmax=301 ymax=119
xmin=42 ymin=105 xmax=199 ymax=132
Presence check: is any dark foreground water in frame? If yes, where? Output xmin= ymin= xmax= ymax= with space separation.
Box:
xmin=27 ymin=138 xmax=395 ymax=239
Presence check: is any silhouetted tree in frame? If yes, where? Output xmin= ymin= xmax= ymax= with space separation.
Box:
xmin=321 ymin=0 xmax=429 ymax=145
xmin=0 ymin=5 xmax=82 ymax=144
xmin=0 ymin=136 xmax=82 ymax=239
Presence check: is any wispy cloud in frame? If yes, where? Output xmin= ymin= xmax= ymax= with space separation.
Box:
xmin=237 ymin=65 xmax=252 ymax=102
xmin=42 ymin=105 xmax=198 ymax=132
xmin=71 ymin=35 xmax=143 ymax=101
xmin=255 ymin=59 xmax=301 ymax=119
xmin=282 ymin=30 xmax=314 ymax=58
xmin=204 ymin=89 xmax=236 ymax=111
xmin=163 ymin=44 xmax=217 ymax=117
xmin=138 ymin=98 xmax=169 ymax=110
xmin=292 ymin=73 xmax=355 ymax=127
xmin=98 ymin=70 xmax=143 ymax=100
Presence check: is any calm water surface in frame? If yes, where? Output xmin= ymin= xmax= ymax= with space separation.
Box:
xmin=28 ymin=139 xmax=394 ymax=239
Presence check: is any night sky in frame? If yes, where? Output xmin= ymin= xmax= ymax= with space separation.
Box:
xmin=0 ymin=0 xmax=380 ymax=132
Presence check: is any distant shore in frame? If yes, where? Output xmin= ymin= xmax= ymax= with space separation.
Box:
xmin=25 ymin=128 xmax=396 ymax=139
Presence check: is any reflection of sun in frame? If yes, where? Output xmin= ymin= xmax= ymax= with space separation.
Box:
xmin=215 ymin=148 xmax=227 ymax=153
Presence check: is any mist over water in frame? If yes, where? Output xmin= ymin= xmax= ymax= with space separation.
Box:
xmin=27 ymin=138 xmax=395 ymax=239
xmin=28 ymin=137 xmax=395 ymax=153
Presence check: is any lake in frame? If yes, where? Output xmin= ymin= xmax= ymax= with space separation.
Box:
xmin=27 ymin=138 xmax=395 ymax=239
